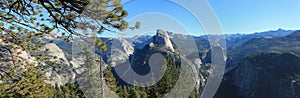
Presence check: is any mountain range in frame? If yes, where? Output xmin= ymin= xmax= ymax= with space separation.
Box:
xmin=1 ymin=28 xmax=299 ymax=97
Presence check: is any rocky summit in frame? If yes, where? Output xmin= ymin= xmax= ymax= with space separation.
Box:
xmin=138 ymin=29 xmax=175 ymax=52
xmin=152 ymin=29 xmax=175 ymax=52
xmin=128 ymin=29 xmax=180 ymax=75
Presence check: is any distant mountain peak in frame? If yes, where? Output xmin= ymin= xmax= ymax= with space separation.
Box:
xmin=156 ymin=29 xmax=168 ymax=35
xmin=277 ymin=28 xmax=284 ymax=31
xmin=137 ymin=29 xmax=174 ymax=52
xmin=152 ymin=29 xmax=174 ymax=51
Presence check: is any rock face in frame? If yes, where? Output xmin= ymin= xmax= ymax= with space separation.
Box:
xmin=138 ymin=29 xmax=175 ymax=52
xmin=43 ymin=43 xmax=69 ymax=64
xmin=152 ymin=29 xmax=174 ymax=52
xmin=0 ymin=39 xmax=76 ymax=85
xmin=126 ymin=35 xmax=152 ymax=49
xmin=42 ymin=43 xmax=75 ymax=85
xmin=102 ymin=38 xmax=134 ymax=67
xmin=129 ymin=30 xmax=179 ymax=75
xmin=215 ymin=52 xmax=300 ymax=98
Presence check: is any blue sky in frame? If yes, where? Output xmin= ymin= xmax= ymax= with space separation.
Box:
xmin=209 ymin=0 xmax=300 ymax=33
xmin=101 ymin=0 xmax=300 ymax=37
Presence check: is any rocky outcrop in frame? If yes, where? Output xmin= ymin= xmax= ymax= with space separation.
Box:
xmin=153 ymin=29 xmax=174 ymax=52
xmin=43 ymin=43 xmax=69 ymax=64
xmin=126 ymin=35 xmax=152 ymax=49
xmin=102 ymin=38 xmax=134 ymax=67
xmin=42 ymin=43 xmax=75 ymax=85
xmin=129 ymin=30 xmax=179 ymax=75
xmin=216 ymin=52 xmax=300 ymax=98
xmin=0 ymin=39 xmax=37 ymax=66
xmin=0 ymin=38 xmax=76 ymax=85
xmin=138 ymin=29 xmax=175 ymax=52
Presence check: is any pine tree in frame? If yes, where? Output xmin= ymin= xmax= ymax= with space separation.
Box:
xmin=120 ymin=86 xmax=130 ymax=98
xmin=132 ymin=81 xmax=142 ymax=98
xmin=146 ymin=73 xmax=160 ymax=98
xmin=104 ymin=66 xmax=118 ymax=92
xmin=0 ymin=65 xmax=55 ymax=97
xmin=157 ymin=56 xmax=180 ymax=96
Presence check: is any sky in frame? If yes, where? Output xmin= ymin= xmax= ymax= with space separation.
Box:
xmin=101 ymin=0 xmax=300 ymax=37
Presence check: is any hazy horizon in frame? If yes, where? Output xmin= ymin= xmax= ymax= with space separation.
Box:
xmin=97 ymin=28 xmax=298 ymax=38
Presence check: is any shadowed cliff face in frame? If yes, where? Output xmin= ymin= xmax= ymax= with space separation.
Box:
xmin=129 ymin=29 xmax=180 ymax=75
xmin=215 ymin=52 xmax=300 ymax=98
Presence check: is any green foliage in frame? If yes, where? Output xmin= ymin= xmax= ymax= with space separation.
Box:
xmin=0 ymin=66 xmax=55 ymax=97
xmin=53 ymin=83 xmax=86 ymax=98
xmin=104 ymin=66 xmax=118 ymax=92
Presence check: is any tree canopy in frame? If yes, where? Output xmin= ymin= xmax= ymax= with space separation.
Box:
xmin=0 ymin=0 xmax=139 ymax=97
